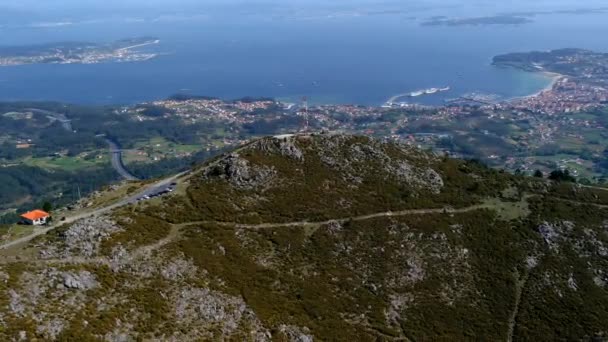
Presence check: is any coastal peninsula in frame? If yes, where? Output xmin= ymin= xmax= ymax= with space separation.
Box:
xmin=492 ymin=48 xmax=608 ymax=82
xmin=0 ymin=37 xmax=160 ymax=67
xmin=491 ymin=48 xmax=608 ymax=114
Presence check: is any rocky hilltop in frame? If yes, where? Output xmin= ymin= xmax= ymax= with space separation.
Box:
xmin=1 ymin=134 xmax=607 ymax=341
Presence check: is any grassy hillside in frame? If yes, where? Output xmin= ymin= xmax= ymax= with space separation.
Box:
xmin=0 ymin=134 xmax=606 ymax=341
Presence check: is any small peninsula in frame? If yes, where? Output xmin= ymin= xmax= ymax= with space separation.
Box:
xmin=0 ymin=37 xmax=160 ymax=67
xmin=493 ymin=48 xmax=608 ymax=85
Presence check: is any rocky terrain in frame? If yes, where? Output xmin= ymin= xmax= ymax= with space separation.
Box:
xmin=1 ymin=134 xmax=607 ymax=341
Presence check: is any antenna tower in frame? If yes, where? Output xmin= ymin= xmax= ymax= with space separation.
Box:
xmin=301 ymin=96 xmax=309 ymax=133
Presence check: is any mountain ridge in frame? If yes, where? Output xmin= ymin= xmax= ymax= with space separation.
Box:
xmin=1 ymin=133 xmax=607 ymax=341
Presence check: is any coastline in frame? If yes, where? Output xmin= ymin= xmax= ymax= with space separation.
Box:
xmin=509 ymin=71 xmax=564 ymax=102
xmin=534 ymin=71 xmax=563 ymax=95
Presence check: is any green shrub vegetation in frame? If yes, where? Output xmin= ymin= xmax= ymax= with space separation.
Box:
xmin=1 ymin=135 xmax=608 ymax=340
xmin=100 ymin=211 xmax=172 ymax=254
xmin=163 ymin=136 xmax=516 ymax=225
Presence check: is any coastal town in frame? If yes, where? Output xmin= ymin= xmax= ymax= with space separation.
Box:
xmin=1 ymin=48 xmax=607 ymax=191
xmin=113 ymin=49 xmax=608 ymax=181
xmin=1 ymin=47 xmax=608 ymax=254
xmin=0 ymin=37 xmax=160 ymax=67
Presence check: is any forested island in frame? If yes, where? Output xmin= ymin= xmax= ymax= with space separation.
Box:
xmin=0 ymin=37 xmax=160 ymax=67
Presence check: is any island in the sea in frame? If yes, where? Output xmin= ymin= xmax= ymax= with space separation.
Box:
xmin=422 ymin=15 xmax=533 ymax=27
xmin=0 ymin=37 xmax=160 ymax=67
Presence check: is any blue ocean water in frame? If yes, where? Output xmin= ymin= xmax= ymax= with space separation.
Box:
xmin=0 ymin=9 xmax=607 ymax=106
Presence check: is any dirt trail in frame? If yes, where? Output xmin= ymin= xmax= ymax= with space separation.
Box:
xmin=4 ymin=186 xmax=606 ymax=252
xmin=0 ymin=224 xmax=181 ymax=266
xmin=507 ymin=269 xmax=530 ymax=342
xmin=181 ymin=204 xmax=491 ymax=230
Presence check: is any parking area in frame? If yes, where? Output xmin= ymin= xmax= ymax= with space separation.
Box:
xmin=136 ymin=182 xmax=177 ymax=202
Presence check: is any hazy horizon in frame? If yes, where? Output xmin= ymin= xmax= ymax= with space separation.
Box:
xmin=3 ymin=0 xmax=608 ymax=20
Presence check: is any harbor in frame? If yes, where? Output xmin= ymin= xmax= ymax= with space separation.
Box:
xmin=444 ymin=93 xmax=502 ymax=106
xmin=383 ymin=87 xmax=507 ymax=108
xmin=384 ymin=86 xmax=450 ymax=107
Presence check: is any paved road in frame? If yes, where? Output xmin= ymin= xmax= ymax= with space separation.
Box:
xmin=116 ymin=172 xmax=186 ymax=207
xmin=27 ymin=108 xmax=73 ymax=131
xmin=106 ymin=139 xmax=139 ymax=181
xmin=0 ymin=173 xmax=185 ymax=251
xmin=27 ymin=108 xmax=137 ymax=181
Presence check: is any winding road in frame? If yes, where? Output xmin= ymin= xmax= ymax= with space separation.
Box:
xmin=27 ymin=108 xmax=73 ymax=131
xmin=106 ymin=138 xmax=139 ymax=181
xmin=27 ymin=108 xmax=138 ymax=181
xmin=0 ymin=172 xmax=184 ymax=251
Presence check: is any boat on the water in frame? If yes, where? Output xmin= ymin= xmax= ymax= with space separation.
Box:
xmin=409 ymin=90 xmax=425 ymax=97
xmin=385 ymin=86 xmax=451 ymax=106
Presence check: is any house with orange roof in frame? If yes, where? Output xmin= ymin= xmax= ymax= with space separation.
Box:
xmin=20 ymin=210 xmax=51 ymax=226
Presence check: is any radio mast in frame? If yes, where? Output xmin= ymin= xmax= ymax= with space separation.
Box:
xmin=301 ymin=96 xmax=309 ymax=132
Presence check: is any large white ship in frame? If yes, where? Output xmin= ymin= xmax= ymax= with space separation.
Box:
xmin=385 ymin=86 xmax=452 ymax=107
xmin=409 ymin=86 xmax=450 ymax=97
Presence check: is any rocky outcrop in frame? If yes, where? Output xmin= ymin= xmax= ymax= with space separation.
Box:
xmin=312 ymin=135 xmax=444 ymax=193
xmin=392 ymin=161 xmax=444 ymax=194
xmin=40 ymin=216 xmax=122 ymax=259
xmin=385 ymin=294 xmax=414 ymax=325
xmin=537 ymin=221 xmax=575 ymax=252
xmin=6 ymin=268 xmax=100 ymax=340
xmin=173 ymin=287 xmax=270 ymax=340
xmin=160 ymin=257 xmax=198 ymax=281
xmin=253 ymin=136 xmax=305 ymax=161
xmin=278 ymin=325 xmax=314 ymax=342
xmin=61 ymin=271 xmax=98 ymax=290
xmin=205 ymin=153 xmax=276 ymax=190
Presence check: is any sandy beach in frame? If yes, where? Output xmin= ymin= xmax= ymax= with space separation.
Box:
xmin=505 ymin=71 xmax=565 ymax=103
xmin=527 ymin=71 xmax=564 ymax=98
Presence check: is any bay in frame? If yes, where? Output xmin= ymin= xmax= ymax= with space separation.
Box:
xmin=0 ymin=10 xmax=607 ymax=106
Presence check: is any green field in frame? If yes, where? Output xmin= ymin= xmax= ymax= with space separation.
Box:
xmin=124 ymin=137 xmax=203 ymax=165
xmin=134 ymin=137 xmax=200 ymax=153
xmin=529 ymin=154 xmax=600 ymax=179
xmin=22 ymin=152 xmax=109 ymax=171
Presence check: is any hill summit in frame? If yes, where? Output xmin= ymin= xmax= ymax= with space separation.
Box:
xmin=1 ymin=134 xmax=608 ymax=341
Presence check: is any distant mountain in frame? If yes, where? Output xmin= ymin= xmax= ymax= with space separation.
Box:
xmin=1 ymin=134 xmax=607 ymax=340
